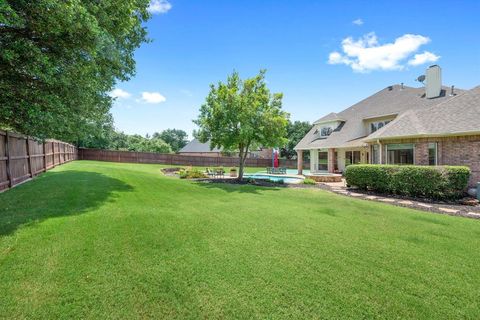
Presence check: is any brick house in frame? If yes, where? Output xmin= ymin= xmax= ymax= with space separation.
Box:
xmin=294 ymin=65 xmax=480 ymax=186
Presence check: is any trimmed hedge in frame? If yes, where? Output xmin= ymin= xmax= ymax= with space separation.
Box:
xmin=344 ymin=164 xmax=470 ymax=200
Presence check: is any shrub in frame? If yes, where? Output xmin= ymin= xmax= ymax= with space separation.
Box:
xmin=179 ymin=169 xmax=207 ymax=179
xmin=345 ymin=164 xmax=470 ymax=200
xmin=303 ymin=178 xmax=316 ymax=185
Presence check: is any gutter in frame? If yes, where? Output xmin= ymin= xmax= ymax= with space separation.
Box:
xmin=365 ymin=130 xmax=480 ymax=143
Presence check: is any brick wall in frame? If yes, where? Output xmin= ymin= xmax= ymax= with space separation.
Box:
xmin=414 ymin=142 xmax=430 ymax=165
xmin=440 ymin=138 xmax=480 ymax=187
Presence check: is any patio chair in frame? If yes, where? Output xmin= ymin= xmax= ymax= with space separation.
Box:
xmin=216 ymin=168 xmax=225 ymax=178
xmin=206 ymin=168 xmax=215 ymax=178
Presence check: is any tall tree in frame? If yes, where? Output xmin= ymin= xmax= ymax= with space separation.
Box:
xmin=153 ymin=129 xmax=188 ymax=152
xmin=0 ymin=0 xmax=151 ymax=141
xmin=194 ymin=70 xmax=289 ymax=180
xmin=281 ymin=120 xmax=312 ymax=159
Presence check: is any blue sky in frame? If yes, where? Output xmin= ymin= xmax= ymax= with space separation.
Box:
xmin=111 ymin=0 xmax=480 ymax=137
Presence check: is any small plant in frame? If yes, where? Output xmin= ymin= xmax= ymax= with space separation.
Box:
xmin=244 ymin=177 xmax=256 ymax=184
xmin=179 ymin=169 xmax=207 ymax=179
xmin=303 ymin=178 xmax=316 ymax=185
xmin=266 ymin=178 xmax=284 ymax=184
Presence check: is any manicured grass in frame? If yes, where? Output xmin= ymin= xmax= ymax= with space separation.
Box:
xmin=1 ymin=161 xmax=480 ymax=319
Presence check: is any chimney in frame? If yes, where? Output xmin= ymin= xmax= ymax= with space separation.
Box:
xmin=425 ymin=65 xmax=442 ymax=99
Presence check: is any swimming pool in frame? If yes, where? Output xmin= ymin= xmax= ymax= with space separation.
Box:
xmin=255 ymin=169 xmax=311 ymax=175
xmin=243 ymin=174 xmax=304 ymax=184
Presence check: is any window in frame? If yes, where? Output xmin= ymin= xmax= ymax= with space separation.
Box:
xmin=428 ymin=142 xmax=437 ymax=165
xmin=387 ymin=144 xmax=414 ymax=165
xmin=318 ymin=151 xmax=328 ymax=171
xmin=321 ymin=126 xmax=333 ymax=136
xmin=345 ymin=151 xmax=361 ymax=166
xmin=370 ymin=120 xmax=392 ymax=133
xmin=371 ymin=144 xmax=379 ymax=164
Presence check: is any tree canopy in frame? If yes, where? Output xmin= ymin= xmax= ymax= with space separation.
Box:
xmin=0 ymin=0 xmax=151 ymax=142
xmin=77 ymin=127 xmax=185 ymax=154
xmin=152 ymin=129 xmax=188 ymax=152
xmin=281 ymin=120 xmax=312 ymax=159
xmin=194 ymin=70 xmax=289 ymax=179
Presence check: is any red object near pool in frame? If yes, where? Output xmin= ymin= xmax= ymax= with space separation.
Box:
xmin=274 ymin=150 xmax=279 ymax=168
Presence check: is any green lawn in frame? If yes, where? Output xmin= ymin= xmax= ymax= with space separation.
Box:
xmin=1 ymin=161 xmax=480 ymax=319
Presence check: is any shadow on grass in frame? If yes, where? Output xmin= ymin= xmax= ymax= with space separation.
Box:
xmin=0 ymin=170 xmax=133 ymax=236
xmin=193 ymin=180 xmax=283 ymax=194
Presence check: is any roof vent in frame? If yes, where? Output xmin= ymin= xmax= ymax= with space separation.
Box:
xmin=400 ymin=82 xmax=404 ymax=90
xmin=449 ymin=85 xmax=455 ymax=96
xmin=425 ymin=65 xmax=442 ymax=99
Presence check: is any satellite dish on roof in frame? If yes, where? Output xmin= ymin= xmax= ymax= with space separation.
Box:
xmin=416 ymin=75 xmax=426 ymax=83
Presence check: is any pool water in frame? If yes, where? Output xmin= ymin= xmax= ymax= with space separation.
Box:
xmin=243 ymin=174 xmax=304 ymax=184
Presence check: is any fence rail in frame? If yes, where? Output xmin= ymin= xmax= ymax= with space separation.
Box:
xmin=79 ymin=148 xmax=303 ymax=169
xmin=0 ymin=130 xmax=78 ymax=192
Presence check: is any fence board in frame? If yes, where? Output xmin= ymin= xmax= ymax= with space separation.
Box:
xmin=79 ymin=148 xmax=300 ymax=169
xmin=0 ymin=130 xmax=77 ymax=192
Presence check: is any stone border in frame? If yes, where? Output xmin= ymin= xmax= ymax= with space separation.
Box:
xmin=321 ymin=184 xmax=480 ymax=219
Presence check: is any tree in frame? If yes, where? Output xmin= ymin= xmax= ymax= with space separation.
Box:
xmin=194 ymin=70 xmax=289 ymax=180
xmin=153 ymin=129 xmax=188 ymax=152
xmin=0 ymin=0 xmax=151 ymax=142
xmin=124 ymin=135 xmax=172 ymax=153
xmin=281 ymin=120 xmax=312 ymax=159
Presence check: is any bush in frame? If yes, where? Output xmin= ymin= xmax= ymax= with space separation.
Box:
xmin=269 ymin=178 xmax=284 ymax=184
xmin=303 ymin=178 xmax=316 ymax=185
xmin=345 ymin=164 xmax=470 ymax=200
xmin=179 ymin=169 xmax=207 ymax=179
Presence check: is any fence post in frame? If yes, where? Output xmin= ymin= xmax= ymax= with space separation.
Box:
xmin=5 ymin=131 xmax=12 ymax=188
xmin=53 ymin=142 xmax=56 ymax=167
xmin=43 ymin=141 xmax=47 ymax=171
xmin=26 ymin=136 xmax=33 ymax=177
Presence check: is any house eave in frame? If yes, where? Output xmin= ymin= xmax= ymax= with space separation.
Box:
xmin=365 ymin=130 xmax=480 ymax=142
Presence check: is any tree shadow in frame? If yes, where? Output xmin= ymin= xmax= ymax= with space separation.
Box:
xmin=193 ymin=180 xmax=283 ymax=194
xmin=0 ymin=170 xmax=133 ymax=236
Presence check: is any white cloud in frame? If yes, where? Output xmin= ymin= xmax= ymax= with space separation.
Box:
xmin=408 ymin=51 xmax=440 ymax=66
xmin=328 ymin=32 xmax=434 ymax=72
xmin=352 ymin=18 xmax=363 ymax=26
xmin=109 ymin=88 xmax=131 ymax=99
xmin=140 ymin=91 xmax=166 ymax=104
xmin=148 ymin=0 xmax=172 ymax=14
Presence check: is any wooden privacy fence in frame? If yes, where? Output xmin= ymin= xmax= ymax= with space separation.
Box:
xmin=0 ymin=130 xmax=78 ymax=192
xmin=79 ymin=148 xmax=301 ymax=168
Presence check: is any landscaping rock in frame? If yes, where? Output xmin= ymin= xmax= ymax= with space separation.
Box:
xmin=439 ymin=207 xmax=459 ymax=214
xmin=460 ymin=197 xmax=479 ymax=206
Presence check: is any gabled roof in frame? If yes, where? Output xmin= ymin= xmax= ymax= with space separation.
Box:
xmin=366 ymin=86 xmax=480 ymax=140
xmin=295 ymin=84 xmax=465 ymax=150
xmin=313 ymin=112 xmax=344 ymax=124
xmin=179 ymin=139 xmax=222 ymax=153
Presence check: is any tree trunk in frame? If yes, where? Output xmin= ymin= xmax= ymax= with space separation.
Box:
xmin=237 ymin=142 xmax=251 ymax=181
xmin=238 ymin=146 xmax=245 ymax=181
